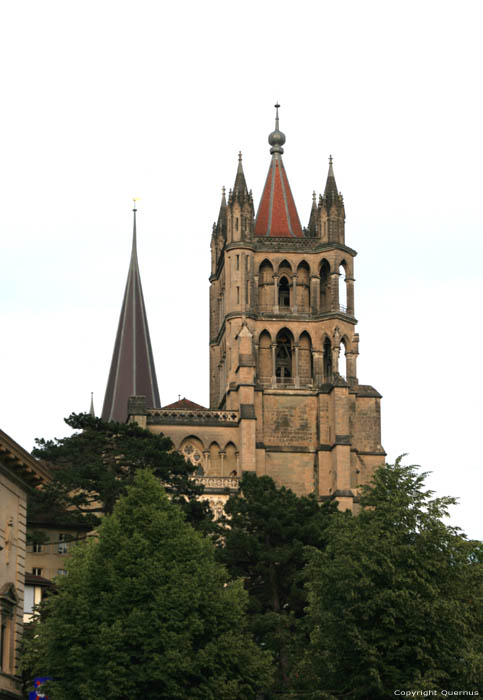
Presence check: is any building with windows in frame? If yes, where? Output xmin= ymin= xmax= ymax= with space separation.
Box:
xmin=103 ymin=107 xmax=385 ymax=513
xmin=0 ymin=428 xmax=50 ymax=700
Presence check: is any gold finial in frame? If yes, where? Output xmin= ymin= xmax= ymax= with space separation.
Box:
xmin=132 ymin=197 xmax=140 ymax=211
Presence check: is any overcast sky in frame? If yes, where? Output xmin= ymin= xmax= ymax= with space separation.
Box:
xmin=1 ymin=1 xmax=482 ymax=538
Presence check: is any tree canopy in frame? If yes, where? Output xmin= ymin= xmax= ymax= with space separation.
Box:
xmin=22 ymin=470 xmax=273 ymax=700
xmin=30 ymin=412 xmax=211 ymax=530
xmin=298 ymin=458 xmax=483 ymax=697
xmin=217 ymin=472 xmax=336 ymax=694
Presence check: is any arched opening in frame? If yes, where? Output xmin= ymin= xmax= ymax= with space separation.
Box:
xmin=339 ymin=338 xmax=347 ymax=379
xmin=323 ymin=337 xmax=332 ymax=381
xmin=297 ymin=261 xmax=310 ymax=310
xmin=180 ymin=437 xmax=205 ymax=475
xmin=275 ymin=328 xmax=294 ymax=380
xmin=258 ymin=259 xmax=274 ymax=309
xmin=339 ymin=261 xmax=347 ymax=311
xmin=258 ymin=330 xmax=272 ymax=383
xmin=278 ymin=276 xmax=291 ymax=308
xmin=209 ymin=442 xmax=221 ymax=476
xmin=299 ymin=331 xmax=313 ymax=384
xmin=225 ymin=442 xmax=238 ymax=476
xmin=320 ymin=259 xmax=330 ymax=312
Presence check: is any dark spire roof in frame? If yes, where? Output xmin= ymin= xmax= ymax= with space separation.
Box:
xmin=101 ymin=204 xmax=161 ymax=423
xmin=254 ymin=104 xmax=303 ymax=238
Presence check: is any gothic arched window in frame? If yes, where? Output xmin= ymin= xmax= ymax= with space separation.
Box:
xmin=320 ymin=260 xmax=330 ymax=312
xmin=275 ymin=330 xmax=293 ymax=378
xmin=278 ymin=276 xmax=290 ymax=307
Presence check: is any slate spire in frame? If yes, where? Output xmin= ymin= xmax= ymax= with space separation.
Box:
xmin=254 ymin=104 xmax=303 ymax=238
xmin=101 ymin=203 xmax=161 ymax=422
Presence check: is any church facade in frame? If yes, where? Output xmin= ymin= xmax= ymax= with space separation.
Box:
xmin=103 ymin=107 xmax=385 ymax=513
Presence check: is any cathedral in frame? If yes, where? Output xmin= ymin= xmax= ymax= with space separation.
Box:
xmin=101 ymin=106 xmax=385 ymax=513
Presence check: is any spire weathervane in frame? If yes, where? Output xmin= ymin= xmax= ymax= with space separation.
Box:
xmin=275 ymin=102 xmax=280 ymax=129
xmin=269 ymin=102 xmax=285 ymax=155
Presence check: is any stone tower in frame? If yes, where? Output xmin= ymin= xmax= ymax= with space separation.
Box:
xmin=209 ymin=106 xmax=385 ymax=509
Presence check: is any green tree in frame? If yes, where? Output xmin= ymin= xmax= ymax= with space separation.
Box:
xmin=299 ymin=458 xmax=483 ymax=698
xmin=31 ymin=412 xmax=211 ymax=530
xmin=22 ymin=470 xmax=273 ymax=700
xmin=217 ymin=472 xmax=336 ymax=694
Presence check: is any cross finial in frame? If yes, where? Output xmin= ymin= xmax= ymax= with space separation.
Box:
xmin=329 ymin=155 xmax=333 ymax=166
xmin=275 ymin=102 xmax=280 ymax=129
xmin=238 ymin=151 xmax=242 ymax=162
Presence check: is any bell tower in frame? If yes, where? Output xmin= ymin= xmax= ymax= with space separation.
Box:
xmin=209 ymin=106 xmax=384 ymax=509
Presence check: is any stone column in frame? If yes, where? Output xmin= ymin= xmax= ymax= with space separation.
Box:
xmin=271 ymin=343 xmax=277 ymax=387
xmin=220 ymin=451 xmax=226 ymax=476
xmin=203 ymin=451 xmax=210 ymax=474
xmin=253 ymin=274 xmax=259 ymax=310
xmin=294 ymin=342 xmax=300 ymax=388
xmin=311 ymin=275 xmax=320 ymax=314
xmin=291 ymin=274 xmax=298 ymax=312
xmin=273 ymin=274 xmax=279 ymax=312
xmin=346 ymin=277 xmax=355 ymax=315
xmin=330 ymin=271 xmax=340 ymax=312
xmin=331 ymin=343 xmax=340 ymax=376
xmin=240 ymin=253 xmax=245 ymax=310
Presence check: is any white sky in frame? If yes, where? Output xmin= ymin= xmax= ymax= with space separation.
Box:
xmin=1 ymin=1 xmax=482 ymax=538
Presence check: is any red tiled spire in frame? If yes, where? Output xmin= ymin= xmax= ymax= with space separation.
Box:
xmin=254 ymin=105 xmax=303 ymax=238
xmin=101 ymin=203 xmax=161 ymax=422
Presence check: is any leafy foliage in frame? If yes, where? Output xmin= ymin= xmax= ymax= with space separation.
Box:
xmin=31 ymin=413 xmax=212 ymax=530
xmin=217 ymin=472 xmax=336 ymax=693
xmin=299 ymin=458 xmax=483 ymax=698
xmin=22 ymin=470 xmax=273 ymax=700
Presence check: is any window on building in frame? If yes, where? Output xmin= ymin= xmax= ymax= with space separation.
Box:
xmin=278 ymin=276 xmax=290 ymax=307
xmin=32 ymin=568 xmax=42 ymax=576
xmin=58 ymin=533 xmax=69 ymax=554
xmin=275 ymin=331 xmax=293 ymax=378
xmin=32 ymin=543 xmax=43 ymax=553
xmin=236 ymin=254 xmax=239 ymax=270
xmin=57 ymin=569 xmax=67 ymax=576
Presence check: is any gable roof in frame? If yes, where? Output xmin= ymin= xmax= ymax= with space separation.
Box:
xmin=161 ymin=398 xmax=207 ymax=410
